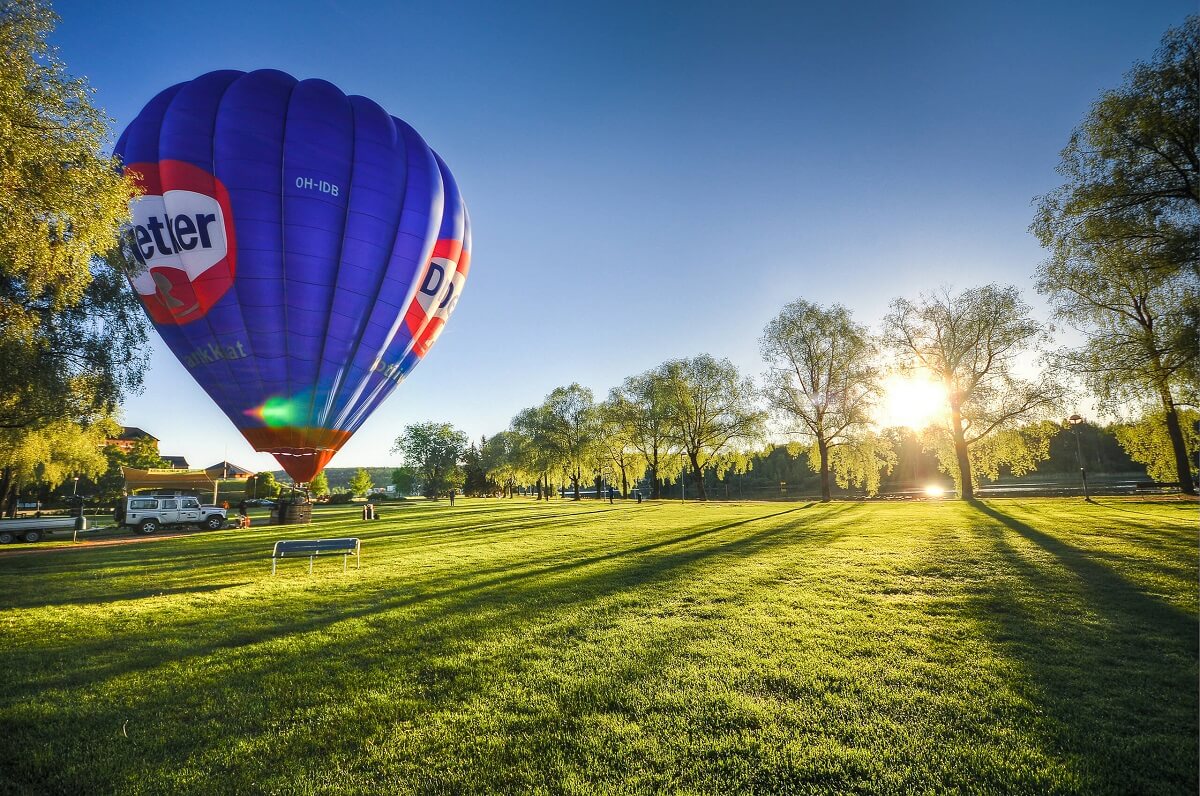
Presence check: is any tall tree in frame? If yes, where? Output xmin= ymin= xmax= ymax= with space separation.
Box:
xmin=532 ymin=385 xmax=600 ymax=500
xmin=391 ymin=422 xmax=468 ymax=499
xmin=882 ymin=285 xmax=1062 ymax=500
xmin=0 ymin=2 xmax=146 ymax=432
xmin=760 ymin=300 xmax=883 ymax=501
xmin=481 ymin=430 xmax=528 ymax=498
xmin=606 ymin=370 xmax=678 ymax=499
xmin=660 ymin=355 xmax=765 ymax=500
xmin=596 ymin=401 xmax=646 ymax=498
xmin=509 ymin=409 xmax=554 ymax=499
xmin=309 ymin=471 xmax=329 ymax=498
xmin=1032 ymin=17 xmax=1199 ymax=494
xmin=391 ymin=467 xmax=417 ymax=497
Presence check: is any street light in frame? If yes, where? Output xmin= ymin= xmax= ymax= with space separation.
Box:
xmin=1067 ymin=414 xmax=1090 ymax=501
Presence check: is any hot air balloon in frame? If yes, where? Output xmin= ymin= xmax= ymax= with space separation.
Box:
xmin=114 ymin=70 xmax=471 ymax=483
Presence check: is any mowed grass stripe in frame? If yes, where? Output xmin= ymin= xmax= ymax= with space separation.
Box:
xmin=0 ymin=499 xmax=1194 ymax=794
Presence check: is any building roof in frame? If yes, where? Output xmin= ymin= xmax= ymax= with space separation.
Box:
xmin=205 ymin=461 xmax=254 ymax=477
xmin=161 ymin=456 xmax=189 ymax=469
xmin=114 ymin=426 xmax=158 ymax=441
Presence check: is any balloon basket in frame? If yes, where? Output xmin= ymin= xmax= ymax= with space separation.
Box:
xmin=272 ymin=501 xmax=312 ymax=525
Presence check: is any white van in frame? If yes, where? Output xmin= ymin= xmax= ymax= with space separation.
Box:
xmin=121 ymin=495 xmax=227 ymax=534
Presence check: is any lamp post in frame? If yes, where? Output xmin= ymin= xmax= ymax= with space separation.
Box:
xmin=1067 ymin=414 xmax=1089 ymax=501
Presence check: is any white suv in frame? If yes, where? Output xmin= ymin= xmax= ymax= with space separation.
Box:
xmin=121 ymin=495 xmax=227 ymax=534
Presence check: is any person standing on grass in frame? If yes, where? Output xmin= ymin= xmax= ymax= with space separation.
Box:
xmin=449 ymin=490 xmax=455 ymax=506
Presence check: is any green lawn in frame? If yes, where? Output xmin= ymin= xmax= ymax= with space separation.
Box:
xmin=0 ymin=498 xmax=1195 ymax=794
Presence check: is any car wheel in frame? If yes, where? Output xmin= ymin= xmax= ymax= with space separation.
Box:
xmin=21 ymin=530 xmax=41 ymax=543
xmin=0 ymin=531 xmax=13 ymax=544
xmin=139 ymin=519 xmax=158 ymax=534
xmin=204 ymin=515 xmax=223 ymax=530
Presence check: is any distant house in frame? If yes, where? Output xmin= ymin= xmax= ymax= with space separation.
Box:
xmin=161 ymin=456 xmax=190 ymax=469
xmin=205 ymin=461 xmax=253 ymax=480
xmin=106 ymin=426 xmax=159 ymax=454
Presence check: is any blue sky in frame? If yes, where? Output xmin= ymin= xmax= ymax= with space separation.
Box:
xmin=52 ymin=0 xmax=1193 ymax=473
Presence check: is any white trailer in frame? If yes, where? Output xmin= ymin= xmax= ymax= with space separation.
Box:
xmin=0 ymin=515 xmax=87 ymax=544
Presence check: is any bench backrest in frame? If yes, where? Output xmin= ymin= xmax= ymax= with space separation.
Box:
xmin=273 ymin=538 xmax=359 ymax=557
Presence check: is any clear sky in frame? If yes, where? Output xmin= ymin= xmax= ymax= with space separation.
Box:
xmin=51 ymin=0 xmax=1193 ymax=473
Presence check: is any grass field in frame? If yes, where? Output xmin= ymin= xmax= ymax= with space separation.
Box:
xmin=0 ymin=498 xmax=1195 ymax=794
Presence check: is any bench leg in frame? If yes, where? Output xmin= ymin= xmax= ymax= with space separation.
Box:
xmin=272 ymin=557 xmax=276 ymax=576
xmin=309 ymin=555 xmax=313 ymax=575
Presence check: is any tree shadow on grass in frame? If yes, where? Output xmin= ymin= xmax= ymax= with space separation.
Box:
xmin=963 ymin=500 xmax=1198 ymax=795
xmin=969 ymin=500 xmax=1194 ymax=629
xmin=4 ymin=582 xmax=253 ymax=610
xmin=1 ymin=503 xmax=848 ymax=699
xmin=0 ymin=503 xmax=867 ymax=791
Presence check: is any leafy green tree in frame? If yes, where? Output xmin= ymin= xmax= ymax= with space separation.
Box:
xmin=760 ymin=300 xmax=884 ymax=501
xmin=883 ymin=285 xmax=1063 ymax=499
xmin=391 ymin=422 xmax=468 ymax=499
xmin=309 ymin=471 xmax=329 ymax=497
xmin=660 ymin=355 xmax=766 ymax=500
xmin=509 ymin=410 xmax=560 ymax=499
xmin=347 ymin=468 xmax=374 ymax=498
xmin=0 ymin=2 xmax=147 ymax=433
xmin=1032 ymin=17 xmax=1199 ymax=494
xmin=530 ymin=385 xmax=600 ymax=500
xmin=481 ymin=430 xmax=529 ymax=498
xmin=124 ymin=437 xmax=168 ymax=469
xmin=245 ymin=472 xmax=280 ymax=499
xmin=1032 ymin=17 xmax=1197 ymax=279
xmin=0 ymin=415 xmax=115 ymax=514
xmin=596 ymin=402 xmax=646 ymax=498
xmin=824 ymin=433 xmax=897 ymax=498
xmin=1113 ymin=409 xmax=1199 ymax=484
xmin=391 ymin=467 xmax=417 ymax=496
xmin=605 ymin=370 xmax=679 ymax=499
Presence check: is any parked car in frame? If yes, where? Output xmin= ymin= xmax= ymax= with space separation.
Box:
xmin=119 ymin=495 xmax=227 ymax=534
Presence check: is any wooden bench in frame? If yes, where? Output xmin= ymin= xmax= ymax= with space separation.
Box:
xmin=271 ymin=538 xmax=361 ymax=574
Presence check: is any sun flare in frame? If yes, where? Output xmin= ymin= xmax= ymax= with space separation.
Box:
xmin=878 ymin=374 xmax=948 ymax=431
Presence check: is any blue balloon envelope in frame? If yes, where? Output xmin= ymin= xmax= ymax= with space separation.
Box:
xmin=115 ymin=70 xmax=471 ymax=481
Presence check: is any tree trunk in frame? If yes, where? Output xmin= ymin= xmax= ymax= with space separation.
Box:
xmin=690 ymin=452 xmax=706 ymax=501
xmin=1159 ymin=389 xmax=1197 ymax=494
xmin=649 ymin=459 xmax=661 ymax=499
xmin=950 ymin=404 xmax=974 ymax=500
xmin=620 ymin=469 xmax=628 ymax=498
xmin=0 ymin=467 xmax=13 ymax=517
xmin=817 ymin=437 xmax=831 ymax=502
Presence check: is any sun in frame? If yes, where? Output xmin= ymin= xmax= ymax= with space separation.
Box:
xmin=878 ymin=374 xmax=948 ymax=431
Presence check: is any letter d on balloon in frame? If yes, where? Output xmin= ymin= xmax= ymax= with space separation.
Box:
xmin=419 ymin=262 xmax=445 ymax=296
